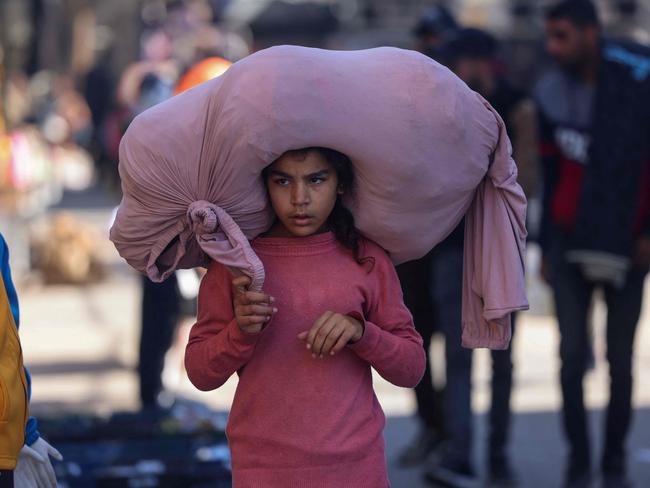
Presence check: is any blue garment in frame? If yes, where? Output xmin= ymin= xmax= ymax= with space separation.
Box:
xmin=0 ymin=233 xmax=40 ymax=445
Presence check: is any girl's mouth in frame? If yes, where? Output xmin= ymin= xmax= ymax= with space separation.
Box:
xmin=290 ymin=215 xmax=314 ymax=226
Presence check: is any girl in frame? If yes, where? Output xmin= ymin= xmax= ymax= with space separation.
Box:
xmin=185 ymin=147 xmax=426 ymax=487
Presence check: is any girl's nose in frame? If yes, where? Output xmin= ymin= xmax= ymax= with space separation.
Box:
xmin=291 ymin=183 xmax=310 ymax=206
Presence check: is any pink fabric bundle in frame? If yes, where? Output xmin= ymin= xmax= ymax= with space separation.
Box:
xmin=110 ymin=45 xmax=528 ymax=348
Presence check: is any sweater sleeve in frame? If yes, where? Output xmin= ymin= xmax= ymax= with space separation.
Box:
xmin=347 ymin=244 xmax=426 ymax=388
xmin=184 ymin=261 xmax=263 ymax=391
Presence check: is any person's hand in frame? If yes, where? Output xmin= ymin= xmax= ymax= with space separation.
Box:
xmin=14 ymin=437 xmax=63 ymax=488
xmin=633 ymin=236 xmax=650 ymax=269
xmin=232 ymin=276 xmax=276 ymax=334
xmin=297 ymin=311 xmax=364 ymax=359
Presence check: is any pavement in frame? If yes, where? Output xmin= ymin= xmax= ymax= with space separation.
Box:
xmin=4 ymin=189 xmax=650 ymax=487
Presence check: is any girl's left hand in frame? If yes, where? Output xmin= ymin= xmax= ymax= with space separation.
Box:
xmin=297 ymin=311 xmax=364 ymax=359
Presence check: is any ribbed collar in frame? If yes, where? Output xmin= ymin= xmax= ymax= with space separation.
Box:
xmin=252 ymin=231 xmax=338 ymax=256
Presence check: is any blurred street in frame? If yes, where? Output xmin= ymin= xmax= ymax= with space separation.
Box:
xmin=10 ymin=187 xmax=650 ymax=488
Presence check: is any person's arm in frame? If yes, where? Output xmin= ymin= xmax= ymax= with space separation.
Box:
xmin=347 ymin=247 xmax=426 ymax=389
xmin=184 ymin=261 xmax=266 ymax=391
xmin=510 ymin=98 xmax=539 ymax=199
xmin=536 ymin=106 xmax=561 ymax=255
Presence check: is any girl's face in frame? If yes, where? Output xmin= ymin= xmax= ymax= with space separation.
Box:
xmin=266 ymin=151 xmax=340 ymax=237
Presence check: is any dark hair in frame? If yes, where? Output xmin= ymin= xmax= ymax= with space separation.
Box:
xmin=443 ymin=28 xmax=498 ymax=63
xmin=264 ymin=147 xmax=374 ymax=270
xmin=412 ymin=6 xmax=458 ymax=38
xmin=545 ymin=0 xmax=600 ymax=28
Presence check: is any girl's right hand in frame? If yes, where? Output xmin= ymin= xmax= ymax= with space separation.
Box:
xmin=232 ymin=276 xmax=277 ymax=334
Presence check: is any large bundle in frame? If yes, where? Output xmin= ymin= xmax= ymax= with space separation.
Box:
xmin=110 ymin=45 xmax=528 ymax=348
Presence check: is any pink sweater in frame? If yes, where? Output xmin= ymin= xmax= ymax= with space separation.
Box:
xmin=185 ymin=232 xmax=426 ymax=488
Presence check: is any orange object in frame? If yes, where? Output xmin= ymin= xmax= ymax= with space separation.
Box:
xmin=174 ymin=57 xmax=232 ymax=94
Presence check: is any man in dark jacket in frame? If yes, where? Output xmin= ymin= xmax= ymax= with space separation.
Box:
xmin=536 ymin=2 xmax=650 ymax=487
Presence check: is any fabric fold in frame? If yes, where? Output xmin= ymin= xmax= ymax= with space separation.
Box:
xmin=462 ymin=95 xmax=530 ymax=349
xmin=187 ymin=201 xmax=265 ymax=292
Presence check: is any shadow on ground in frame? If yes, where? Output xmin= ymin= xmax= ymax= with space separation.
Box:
xmin=386 ymin=409 xmax=650 ymax=488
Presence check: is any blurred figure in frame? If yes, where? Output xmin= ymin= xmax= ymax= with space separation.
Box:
xmin=116 ymin=28 xmax=179 ymax=111
xmin=138 ymin=54 xmax=226 ymax=408
xmin=132 ymin=72 xmax=177 ymax=410
xmin=50 ymin=76 xmax=93 ymax=149
xmin=536 ymin=2 xmax=650 ymax=487
xmin=395 ymin=252 xmax=446 ymax=467
xmin=417 ymin=219 xmax=473 ymax=488
xmin=104 ymin=29 xmax=178 ymax=184
xmin=412 ymin=5 xmax=459 ymax=61
xmin=139 ymin=274 xmax=182 ymax=409
xmin=84 ymin=48 xmax=117 ymax=186
xmin=443 ymin=28 xmax=539 ymax=201
xmin=395 ymin=5 xmax=460 ymax=470
xmin=424 ymin=28 xmax=538 ymax=488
